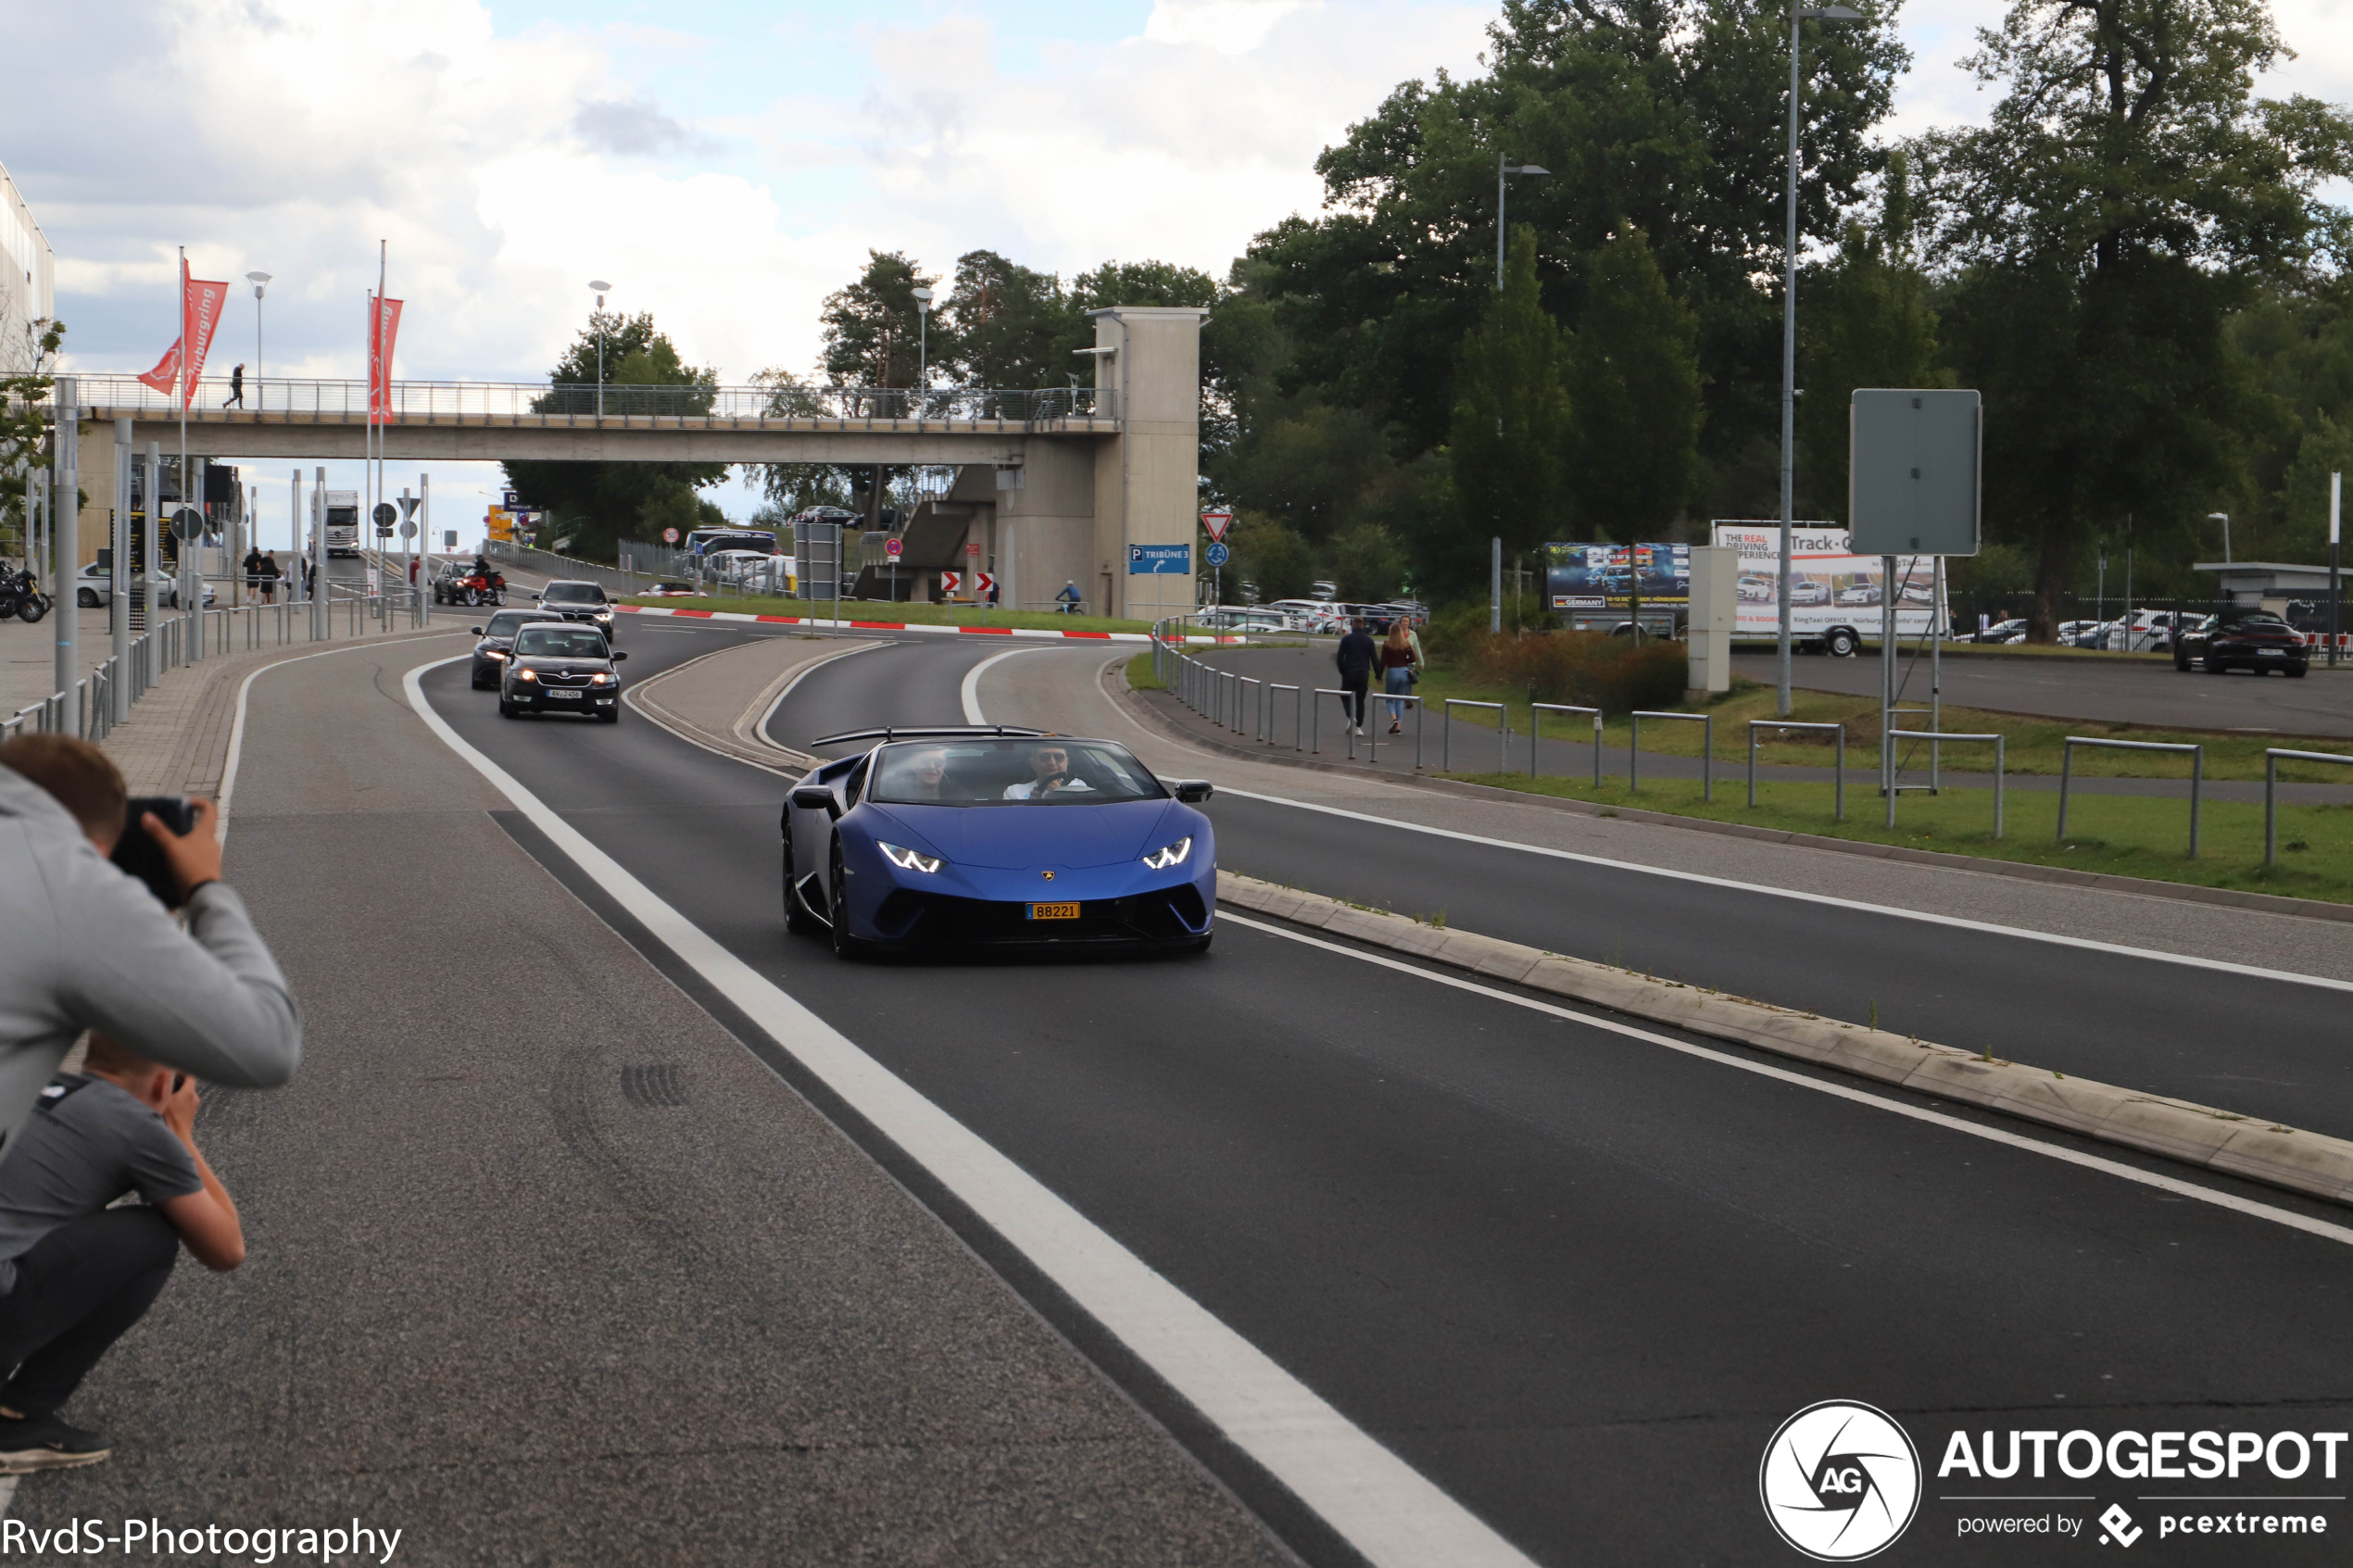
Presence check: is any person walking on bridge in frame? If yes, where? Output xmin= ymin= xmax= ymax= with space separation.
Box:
xmin=223 ymin=365 xmax=245 ymax=409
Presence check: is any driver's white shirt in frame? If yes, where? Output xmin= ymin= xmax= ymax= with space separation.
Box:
xmin=1004 ymin=778 xmax=1094 ymax=799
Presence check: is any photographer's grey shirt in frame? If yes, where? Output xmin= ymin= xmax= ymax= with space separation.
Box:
xmin=0 ymin=1074 xmax=200 ymax=1293
xmin=0 ymin=768 xmax=300 ymax=1160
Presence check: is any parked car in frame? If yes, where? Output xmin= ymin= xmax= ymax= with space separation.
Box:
xmin=2175 ymin=609 xmax=2308 ymax=676
xmin=641 ymin=580 xmax=701 ymax=598
xmin=1972 ymin=619 xmax=2028 ymax=644
xmin=72 ymin=563 xmax=214 ymax=608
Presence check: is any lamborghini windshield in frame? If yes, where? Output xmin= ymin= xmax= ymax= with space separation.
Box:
xmin=867 ymin=739 xmax=1166 ymax=805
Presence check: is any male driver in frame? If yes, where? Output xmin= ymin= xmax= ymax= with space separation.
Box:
xmin=1003 ymin=743 xmax=1093 ymax=799
xmin=900 ymin=747 xmax=950 ymax=800
xmin=0 ymin=1033 xmax=244 ymax=1472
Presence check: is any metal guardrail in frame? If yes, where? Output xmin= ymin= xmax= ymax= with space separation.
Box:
xmin=1630 ymin=710 xmax=1712 ymax=800
xmin=67 ymin=374 xmax=1118 ymax=426
xmin=2058 ymin=736 xmax=2203 ymax=858
xmin=1530 ymin=704 xmax=1603 ymax=788
xmin=1887 ymin=731 xmax=2005 ymax=837
xmin=1748 ymin=721 xmax=1845 ymax=820
xmin=2264 ymin=749 xmax=2353 ymax=864
xmin=1442 ymin=699 xmax=1507 ymax=775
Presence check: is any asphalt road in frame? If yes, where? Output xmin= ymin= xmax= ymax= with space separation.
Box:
xmin=1731 ymin=648 xmax=2353 ymax=735
xmin=407 ymin=625 xmax=2353 ymax=1564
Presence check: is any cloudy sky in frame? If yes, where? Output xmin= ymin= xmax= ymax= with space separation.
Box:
xmin=4 ymin=0 xmax=2348 ymax=548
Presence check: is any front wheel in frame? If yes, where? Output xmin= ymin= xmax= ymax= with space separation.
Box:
xmin=828 ymin=843 xmax=867 ymax=960
xmin=1825 ymin=627 xmax=1859 ymax=659
xmin=17 ymin=595 xmax=48 ymax=625
xmin=784 ymin=834 xmax=818 ymax=935
xmin=463 ymin=586 xmax=481 ymax=607
xmin=76 ymin=588 xmax=100 ymax=608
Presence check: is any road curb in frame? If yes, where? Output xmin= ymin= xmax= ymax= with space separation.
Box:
xmin=1112 ymin=679 xmax=2353 ymax=928
xmin=1214 ymin=869 xmax=2353 ymax=1209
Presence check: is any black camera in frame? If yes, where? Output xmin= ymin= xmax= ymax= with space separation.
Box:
xmin=112 ymin=796 xmax=195 ymax=909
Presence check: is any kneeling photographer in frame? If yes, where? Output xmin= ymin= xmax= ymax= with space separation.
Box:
xmin=0 ymin=734 xmax=301 ymax=1146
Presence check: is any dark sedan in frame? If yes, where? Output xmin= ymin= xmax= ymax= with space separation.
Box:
xmin=498 ymin=624 xmax=628 ymax=721
xmin=533 ymin=580 xmax=618 ymax=642
xmin=469 ymin=609 xmax=563 ymax=689
xmin=2175 ymin=610 xmax=2309 ymax=676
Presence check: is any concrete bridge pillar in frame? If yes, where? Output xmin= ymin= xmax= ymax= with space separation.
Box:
xmin=1090 ymin=307 xmax=1206 ymax=622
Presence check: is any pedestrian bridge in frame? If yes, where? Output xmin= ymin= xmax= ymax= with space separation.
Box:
xmin=70 ymin=375 xmax=1115 ymax=466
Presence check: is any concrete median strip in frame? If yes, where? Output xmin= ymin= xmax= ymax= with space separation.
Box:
xmin=1215 ymin=870 xmax=2353 ymax=1209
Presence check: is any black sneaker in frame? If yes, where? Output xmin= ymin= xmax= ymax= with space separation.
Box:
xmin=0 ymin=1412 xmax=110 ymax=1473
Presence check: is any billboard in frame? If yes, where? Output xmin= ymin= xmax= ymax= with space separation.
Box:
xmin=1710 ymin=522 xmax=1942 ymax=637
xmin=1543 ymin=542 xmax=1691 ymax=609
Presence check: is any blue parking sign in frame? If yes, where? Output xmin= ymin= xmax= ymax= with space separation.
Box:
xmin=1130 ymin=544 xmax=1190 ymax=574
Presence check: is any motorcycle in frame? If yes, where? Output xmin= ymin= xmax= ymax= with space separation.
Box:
xmin=457 ymin=567 xmax=507 ymax=608
xmin=0 ymin=567 xmax=49 ymax=624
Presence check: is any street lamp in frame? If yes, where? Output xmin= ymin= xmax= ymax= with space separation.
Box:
xmin=1776 ymin=2 xmax=1864 ymax=718
xmin=1496 ymin=154 xmax=1550 ymax=289
xmin=588 ymin=280 xmax=611 ymax=417
xmin=911 ymin=284 xmax=935 ymax=412
xmin=245 ymin=271 xmax=271 ymax=384
xmin=2208 ymin=511 xmax=2231 ymax=565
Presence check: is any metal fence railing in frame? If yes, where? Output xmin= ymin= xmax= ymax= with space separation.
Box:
xmin=2057 ymin=736 xmax=2203 ymax=857
xmin=68 ymin=375 xmax=1119 ymax=427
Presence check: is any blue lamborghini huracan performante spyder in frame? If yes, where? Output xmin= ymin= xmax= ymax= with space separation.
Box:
xmin=781 ymin=726 xmax=1217 ymax=957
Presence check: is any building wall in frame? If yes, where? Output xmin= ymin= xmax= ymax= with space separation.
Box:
xmin=949 ymin=444 xmax=1103 ymax=614
xmin=0 ymin=156 xmax=56 ymax=375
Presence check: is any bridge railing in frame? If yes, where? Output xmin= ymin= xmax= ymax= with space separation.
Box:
xmin=65 ymin=375 xmax=1119 ymax=425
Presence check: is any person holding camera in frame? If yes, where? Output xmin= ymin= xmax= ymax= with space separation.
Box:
xmin=0 ymin=735 xmax=300 ymax=1163
xmin=0 ymin=1031 xmax=244 ymax=1471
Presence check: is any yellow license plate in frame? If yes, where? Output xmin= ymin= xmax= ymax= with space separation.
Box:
xmin=1028 ymin=902 xmax=1081 ymax=920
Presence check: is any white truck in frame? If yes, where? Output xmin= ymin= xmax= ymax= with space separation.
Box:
xmin=323 ymin=490 xmax=359 ymax=558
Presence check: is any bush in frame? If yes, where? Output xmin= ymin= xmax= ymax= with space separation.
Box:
xmin=1466 ymin=631 xmax=1687 ymax=714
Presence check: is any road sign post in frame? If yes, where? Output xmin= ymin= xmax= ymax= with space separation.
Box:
xmin=1200 ymin=510 xmax=1233 ymax=626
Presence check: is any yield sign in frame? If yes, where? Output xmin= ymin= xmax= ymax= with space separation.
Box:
xmin=1200 ymin=509 xmax=1234 ymax=544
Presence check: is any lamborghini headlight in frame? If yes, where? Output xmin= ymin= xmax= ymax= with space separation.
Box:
xmin=1140 ymin=835 xmax=1193 ymax=871
xmin=877 ymin=841 xmax=943 ymax=873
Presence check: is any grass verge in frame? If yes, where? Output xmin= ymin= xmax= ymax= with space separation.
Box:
xmin=1440 ymin=770 xmax=2353 ymax=905
xmin=1126 ymin=649 xmax=1164 ymax=691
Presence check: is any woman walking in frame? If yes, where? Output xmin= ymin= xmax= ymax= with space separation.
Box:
xmin=1378 ymin=619 xmax=1418 ymax=734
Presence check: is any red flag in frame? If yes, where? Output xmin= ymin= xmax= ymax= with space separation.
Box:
xmin=368 ymin=294 xmax=404 ymax=424
xmin=136 ymin=340 xmax=182 ymax=395
xmin=177 ymin=257 xmax=230 ymax=407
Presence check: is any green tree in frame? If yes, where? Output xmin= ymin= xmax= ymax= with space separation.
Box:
xmin=1919 ymin=0 xmax=2353 ymax=635
xmin=0 ymin=317 xmax=66 ymax=558
xmin=1442 ymin=228 xmax=1574 ymax=595
xmin=1796 ymin=157 xmax=1944 ymax=522
xmin=503 ymin=314 xmax=728 ymax=561
xmin=942 ymin=250 xmax=1082 ymax=391
xmin=1227 ymin=512 xmax=1317 ymax=601
xmin=821 ymin=250 xmax=937 ymax=391
xmin=1328 ymin=522 xmax=1407 ymax=602
xmin=1565 ymin=222 xmax=1703 ymax=538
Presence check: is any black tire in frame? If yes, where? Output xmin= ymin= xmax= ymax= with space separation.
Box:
xmin=463 ymin=586 xmax=481 ymax=607
xmin=2175 ymin=649 xmax=2191 ymax=671
xmin=828 ymin=841 xmax=866 ymax=960
xmin=1825 ymin=627 xmax=1859 ymax=658
xmin=76 ymin=588 xmax=99 ymax=608
xmin=497 ymin=697 xmax=518 ymax=718
xmin=598 ymin=707 xmax=619 ymax=723
xmin=17 ymin=596 xmax=47 ymax=625
xmin=2288 ymin=664 xmax=2309 ymax=678
xmin=784 ymin=833 xmax=818 ymax=935
xmin=2205 ymin=656 xmax=2230 ymax=674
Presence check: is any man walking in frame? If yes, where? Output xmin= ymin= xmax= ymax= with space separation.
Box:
xmin=223 ymin=364 xmax=245 ymax=409
xmin=258 ymin=549 xmax=281 ymax=605
xmin=242 ymin=546 xmax=265 ymax=604
xmin=1334 ymin=617 xmax=1377 ymax=736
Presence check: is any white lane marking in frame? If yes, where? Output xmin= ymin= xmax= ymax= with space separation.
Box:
xmin=216 ymin=633 xmax=468 ymax=847
xmin=961 ymin=644 xmax=1054 ymax=724
xmin=1212 ymin=786 xmax=2353 ymax=997
xmin=1215 ymin=911 xmax=2353 ymax=1250
xmin=400 ymin=656 xmax=1537 ymax=1568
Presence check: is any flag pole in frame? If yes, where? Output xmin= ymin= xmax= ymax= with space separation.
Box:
xmin=377 ymin=239 xmax=388 ymax=624
xmin=179 ymin=245 xmax=194 ymax=654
